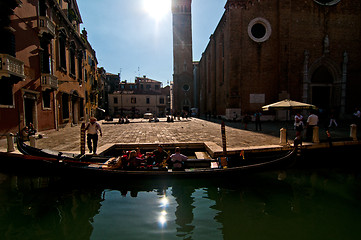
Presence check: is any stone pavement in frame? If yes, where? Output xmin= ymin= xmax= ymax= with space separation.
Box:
xmin=0 ymin=117 xmax=357 ymax=154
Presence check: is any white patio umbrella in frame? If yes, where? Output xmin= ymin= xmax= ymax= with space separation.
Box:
xmin=262 ymin=99 xmax=317 ymax=111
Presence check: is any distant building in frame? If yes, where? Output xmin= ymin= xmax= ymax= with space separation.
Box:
xmin=103 ymin=72 xmax=120 ymax=116
xmin=108 ymin=76 xmax=170 ymax=117
xmin=96 ymin=67 xmax=107 ymax=119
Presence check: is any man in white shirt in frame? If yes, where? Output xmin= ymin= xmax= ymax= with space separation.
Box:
xmin=306 ymin=112 xmax=319 ymax=141
xmin=85 ymin=117 xmax=102 ymax=154
xmin=170 ymin=147 xmax=188 ymax=170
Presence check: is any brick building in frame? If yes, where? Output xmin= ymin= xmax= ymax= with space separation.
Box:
xmin=0 ymin=0 xmax=101 ymax=138
xmin=198 ymin=0 xmax=361 ymax=119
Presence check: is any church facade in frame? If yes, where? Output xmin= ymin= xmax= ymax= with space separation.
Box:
xmin=198 ymin=0 xmax=361 ymax=118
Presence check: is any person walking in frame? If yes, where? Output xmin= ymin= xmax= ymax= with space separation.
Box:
xmin=85 ymin=117 xmax=102 ymax=154
xmin=328 ymin=110 xmax=338 ymax=128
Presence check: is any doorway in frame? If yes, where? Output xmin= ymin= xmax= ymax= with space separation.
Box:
xmin=311 ymin=86 xmax=330 ymax=110
xmin=24 ymin=98 xmax=36 ymax=127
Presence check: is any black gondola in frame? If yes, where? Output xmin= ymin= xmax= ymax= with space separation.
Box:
xmin=0 ymin=139 xmax=298 ymax=180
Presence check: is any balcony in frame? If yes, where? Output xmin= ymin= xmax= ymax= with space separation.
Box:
xmin=0 ymin=54 xmax=25 ymax=80
xmin=37 ymin=16 xmax=56 ymax=37
xmin=41 ymin=73 xmax=58 ymax=89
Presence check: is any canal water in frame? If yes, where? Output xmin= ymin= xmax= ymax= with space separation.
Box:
xmin=1 ymin=165 xmax=360 ymax=240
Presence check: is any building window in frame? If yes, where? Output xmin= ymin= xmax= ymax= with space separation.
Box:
xmin=131 ymin=97 xmax=136 ymax=104
xmin=146 ymin=98 xmax=150 ymax=104
xmin=77 ymin=51 xmax=83 ymax=80
xmin=39 ymin=0 xmax=47 ymax=16
xmin=183 ymin=84 xmax=190 ymax=91
xmin=69 ymin=42 xmax=76 ymax=76
xmin=140 ymin=84 xmax=144 ymax=89
xmin=0 ymin=79 xmax=14 ymax=107
xmin=114 ymin=97 xmax=118 ymax=104
xmin=146 ymin=84 xmax=151 ymax=90
xmin=159 ymin=98 xmax=164 ymax=104
xmin=155 ymin=85 xmax=160 ymax=90
xmin=248 ymin=18 xmax=272 ymax=43
xmin=42 ymin=90 xmax=51 ymax=109
xmin=59 ymin=32 xmax=67 ymax=70
xmin=40 ymin=38 xmax=51 ymax=74
xmin=62 ymin=93 xmax=69 ymax=119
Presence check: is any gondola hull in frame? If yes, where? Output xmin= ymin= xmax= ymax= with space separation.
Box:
xmin=0 ymin=147 xmax=297 ymax=181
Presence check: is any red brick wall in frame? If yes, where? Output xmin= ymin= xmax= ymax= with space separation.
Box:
xmin=199 ymin=0 xmax=361 ymax=116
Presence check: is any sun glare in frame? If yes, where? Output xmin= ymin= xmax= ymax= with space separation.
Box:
xmin=143 ymin=0 xmax=171 ymax=21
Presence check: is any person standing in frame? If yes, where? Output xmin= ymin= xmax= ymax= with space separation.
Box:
xmin=306 ymin=111 xmax=319 ymax=141
xmin=243 ymin=113 xmax=251 ymax=130
xmin=85 ymin=117 xmax=102 ymax=154
xmin=353 ymin=108 xmax=361 ymax=126
xmin=294 ymin=112 xmax=304 ymax=137
xmin=254 ymin=110 xmax=262 ymax=131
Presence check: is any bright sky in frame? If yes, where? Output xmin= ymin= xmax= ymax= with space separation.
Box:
xmin=77 ymin=0 xmax=227 ymax=86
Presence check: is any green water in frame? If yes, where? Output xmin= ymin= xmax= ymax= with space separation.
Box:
xmin=0 ymin=169 xmax=360 ymax=240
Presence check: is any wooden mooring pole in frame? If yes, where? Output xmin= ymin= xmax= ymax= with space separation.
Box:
xmin=220 ymin=121 xmax=228 ymax=168
xmin=221 ymin=121 xmax=227 ymax=155
xmin=80 ymin=122 xmax=86 ymax=155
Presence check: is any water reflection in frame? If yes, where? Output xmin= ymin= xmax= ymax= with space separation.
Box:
xmin=0 ymin=174 xmax=103 ymax=240
xmin=1 ymin=170 xmax=361 ymax=240
xmin=171 ymin=181 xmax=195 ymax=239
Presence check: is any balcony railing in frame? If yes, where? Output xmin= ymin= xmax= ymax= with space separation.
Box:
xmin=0 ymin=54 xmax=25 ymax=80
xmin=38 ymin=16 xmax=56 ymax=37
xmin=41 ymin=73 xmax=58 ymax=89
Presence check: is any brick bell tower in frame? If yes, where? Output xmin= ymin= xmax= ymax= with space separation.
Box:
xmin=171 ymin=0 xmax=194 ymax=114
